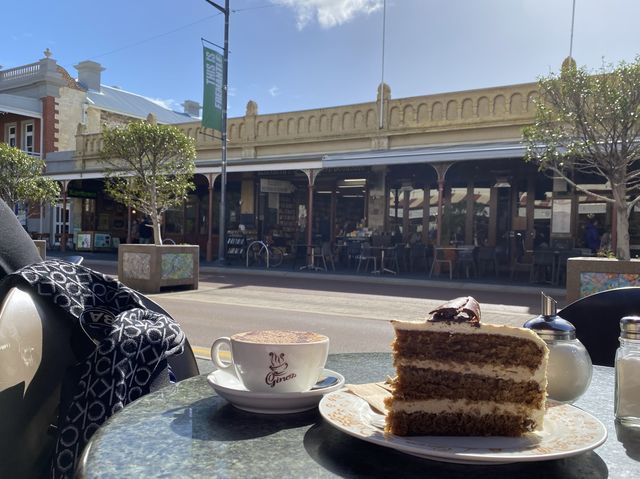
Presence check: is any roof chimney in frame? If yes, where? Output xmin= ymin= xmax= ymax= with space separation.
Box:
xmin=182 ymin=100 xmax=201 ymax=117
xmin=74 ymin=60 xmax=105 ymax=92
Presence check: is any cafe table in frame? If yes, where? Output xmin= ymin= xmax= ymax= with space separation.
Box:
xmin=76 ymin=353 xmax=640 ymax=479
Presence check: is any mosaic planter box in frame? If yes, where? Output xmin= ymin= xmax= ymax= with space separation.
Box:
xmin=117 ymin=244 xmax=199 ymax=294
xmin=566 ymin=257 xmax=640 ymax=303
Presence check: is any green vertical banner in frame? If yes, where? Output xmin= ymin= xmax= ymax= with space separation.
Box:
xmin=202 ymin=46 xmax=224 ymax=131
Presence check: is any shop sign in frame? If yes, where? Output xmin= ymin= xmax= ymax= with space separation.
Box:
xmin=68 ymin=188 xmax=97 ymax=199
xmin=260 ymin=178 xmax=294 ymax=194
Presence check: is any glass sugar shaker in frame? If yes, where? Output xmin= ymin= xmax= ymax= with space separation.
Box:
xmin=615 ymin=316 xmax=640 ymax=427
xmin=524 ymin=293 xmax=592 ymax=403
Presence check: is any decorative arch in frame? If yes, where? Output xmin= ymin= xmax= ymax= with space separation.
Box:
xmin=354 ymin=110 xmax=365 ymax=129
xmin=417 ymin=103 xmax=429 ymax=124
xmin=527 ymin=91 xmax=538 ymax=112
xmin=446 ymin=100 xmax=458 ymax=121
xmin=403 ymin=105 xmax=415 ymax=126
xmin=320 ymin=114 xmax=328 ymax=132
xmin=309 ymin=115 xmax=318 ymax=133
xmin=366 ymin=109 xmax=376 ymax=128
xmin=287 ymin=118 xmax=295 ymax=135
xmin=477 ymin=97 xmax=490 ymax=117
xmin=267 ymin=120 xmax=276 ymax=137
xmin=331 ymin=113 xmax=340 ymax=132
xmin=461 ymin=99 xmax=473 ymax=119
xmin=431 ymin=102 xmax=443 ymax=121
xmin=510 ymin=93 xmax=523 ymax=115
xmin=342 ymin=112 xmax=352 ymax=130
xmin=277 ymin=119 xmax=286 ymax=136
xmin=297 ymin=117 xmax=306 ymax=134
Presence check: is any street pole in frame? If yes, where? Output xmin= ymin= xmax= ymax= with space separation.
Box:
xmin=204 ymin=0 xmax=229 ymax=264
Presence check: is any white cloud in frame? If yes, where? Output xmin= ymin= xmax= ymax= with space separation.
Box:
xmin=273 ymin=0 xmax=382 ymax=29
xmin=268 ymin=86 xmax=280 ymax=97
xmin=228 ymin=86 xmax=237 ymax=97
xmin=145 ymin=96 xmax=181 ymax=112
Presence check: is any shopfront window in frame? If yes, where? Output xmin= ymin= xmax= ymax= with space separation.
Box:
xmin=408 ymin=188 xmax=424 ymax=241
xmin=473 ymin=187 xmax=490 ymax=245
xmin=443 ymin=187 xmax=466 ymax=245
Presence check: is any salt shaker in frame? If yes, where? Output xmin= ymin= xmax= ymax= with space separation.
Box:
xmin=615 ymin=316 xmax=640 ymax=427
xmin=524 ymin=293 xmax=592 ymax=403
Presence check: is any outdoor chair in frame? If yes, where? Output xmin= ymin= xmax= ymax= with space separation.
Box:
xmin=476 ymin=246 xmax=498 ymax=276
xmin=455 ymin=246 xmax=477 ymax=279
xmin=559 ymin=286 xmax=640 ymax=366
xmin=381 ymin=244 xmax=402 ymax=274
xmin=356 ymin=243 xmax=377 ymax=273
xmin=346 ymin=240 xmax=362 ymax=269
xmin=313 ymin=242 xmax=335 ymax=272
xmin=509 ymin=254 xmax=533 ymax=281
xmin=554 ymin=248 xmax=584 ymax=286
xmin=429 ymin=247 xmax=453 ymax=280
xmin=409 ymin=242 xmax=427 ymax=272
xmin=530 ymin=249 xmax=556 ymax=284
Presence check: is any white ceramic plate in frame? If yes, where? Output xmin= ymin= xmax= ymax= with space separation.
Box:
xmin=207 ymin=368 xmax=345 ymax=414
xmin=319 ymin=390 xmax=607 ymax=464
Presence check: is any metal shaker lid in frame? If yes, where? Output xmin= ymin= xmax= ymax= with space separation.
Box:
xmin=523 ymin=292 xmax=576 ymax=340
xmin=620 ymin=316 xmax=640 ymax=340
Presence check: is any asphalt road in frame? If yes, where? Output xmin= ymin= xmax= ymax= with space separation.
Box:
xmin=78 ymin=258 xmax=553 ymax=368
xmin=79 ymin=259 xmax=548 ymax=363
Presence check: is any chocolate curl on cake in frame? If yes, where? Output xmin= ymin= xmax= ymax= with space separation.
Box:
xmin=429 ymin=296 xmax=481 ymax=325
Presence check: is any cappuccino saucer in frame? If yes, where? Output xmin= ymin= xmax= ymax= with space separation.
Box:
xmin=206 ymin=368 xmax=345 ymax=414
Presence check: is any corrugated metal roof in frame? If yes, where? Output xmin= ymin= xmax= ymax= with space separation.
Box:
xmin=0 ymin=93 xmax=41 ymax=117
xmin=87 ymin=85 xmax=196 ymax=124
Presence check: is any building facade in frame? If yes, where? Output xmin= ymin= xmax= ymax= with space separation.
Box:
xmin=2 ymin=52 xmax=627 ymax=268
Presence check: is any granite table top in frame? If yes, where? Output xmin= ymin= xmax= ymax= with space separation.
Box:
xmin=76 ymin=353 xmax=640 ymax=479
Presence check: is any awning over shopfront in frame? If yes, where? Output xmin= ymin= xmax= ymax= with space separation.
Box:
xmin=321 ymin=140 xmax=526 ymax=168
xmin=0 ymin=93 xmax=41 ymax=117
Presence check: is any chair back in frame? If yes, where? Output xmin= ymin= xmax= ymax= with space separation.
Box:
xmin=559 ymin=286 xmax=640 ymax=366
xmin=0 ymin=283 xmax=199 ymax=478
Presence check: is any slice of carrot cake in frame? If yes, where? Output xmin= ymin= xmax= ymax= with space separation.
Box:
xmin=385 ymin=296 xmax=548 ymax=437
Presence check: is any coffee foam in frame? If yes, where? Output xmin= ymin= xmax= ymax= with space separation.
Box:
xmin=232 ymin=330 xmax=327 ymax=344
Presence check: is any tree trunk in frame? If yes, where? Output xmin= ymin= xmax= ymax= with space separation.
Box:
xmin=612 ymin=184 xmax=630 ymax=260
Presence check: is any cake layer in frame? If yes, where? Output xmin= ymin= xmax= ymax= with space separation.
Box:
xmin=394 ymin=366 xmax=545 ymax=406
xmin=393 ymin=329 xmax=544 ymax=371
xmin=395 ymin=358 xmax=546 ymax=383
xmin=385 ymin=410 xmax=538 ymax=437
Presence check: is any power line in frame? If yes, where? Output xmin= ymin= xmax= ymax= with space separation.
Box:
xmin=89 ymin=13 xmax=222 ymax=60
xmin=87 ymin=3 xmax=277 ymax=61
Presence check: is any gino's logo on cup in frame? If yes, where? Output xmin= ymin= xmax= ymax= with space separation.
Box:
xmin=265 ymin=352 xmax=297 ymax=388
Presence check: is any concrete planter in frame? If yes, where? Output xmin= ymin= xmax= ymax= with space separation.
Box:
xmin=566 ymin=257 xmax=640 ymax=303
xmin=117 ymin=244 xmax=199 ymax=294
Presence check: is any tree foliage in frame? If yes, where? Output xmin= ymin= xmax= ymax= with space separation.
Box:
xmin=523 ymin=57 xmax=640 ymax=260
xmin=0 ymin=143 xmax=61 ymax=210
xmin=99 ymin=116 xmax=196 ymax=245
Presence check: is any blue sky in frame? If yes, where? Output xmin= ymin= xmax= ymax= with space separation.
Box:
xmin=3 ymin=0 xmax=640 ymax=117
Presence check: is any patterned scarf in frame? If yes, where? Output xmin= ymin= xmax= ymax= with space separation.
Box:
xmin=10 ymin=260 xmax=185 ymax=479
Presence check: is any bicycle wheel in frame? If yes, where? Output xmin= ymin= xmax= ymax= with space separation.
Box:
xmin=247 ymin=243 xmax=264 ymax=266
xmin=270 ymin=247 xmax=284 ymax=267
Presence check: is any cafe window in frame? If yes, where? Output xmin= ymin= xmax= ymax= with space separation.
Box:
xmin=443 ymin=187 xmax=467 ymax=245
xmin=408 ymin=188 xmax=424 ymax=238
xmin=473 ymin=187 xmax=490 ymax=245
xmin=165 ymin=206 xmax=184 ymax=234
xmin=387 ymin=188 xmax=403 ymax=234
xmin=184 ymin=195 xmax=198 ymax=234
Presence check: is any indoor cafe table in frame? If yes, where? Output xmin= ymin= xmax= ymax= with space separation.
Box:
xmin=76 ymin=353 xmax=640 ymax=478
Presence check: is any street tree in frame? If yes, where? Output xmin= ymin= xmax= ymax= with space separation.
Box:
xmin=0 ymin=143 xmax=61 ymax=210
xmin=99 ymin=114 xmax=196 ymax=245
xmin=523 ymin=57 xmax=640 ymax=260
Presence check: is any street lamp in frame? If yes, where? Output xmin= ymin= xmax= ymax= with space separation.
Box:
xmin=204 ymin=0 xmax=229 ymax=264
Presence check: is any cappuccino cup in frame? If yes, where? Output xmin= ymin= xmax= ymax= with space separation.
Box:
xmin=211 ymin=330 xmax=329 ymax=393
